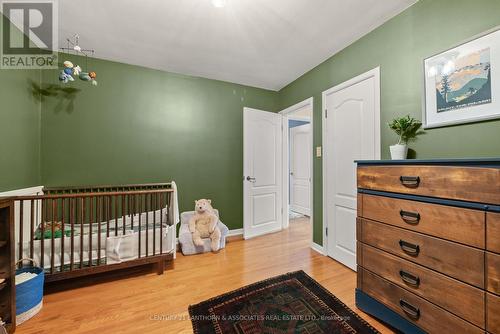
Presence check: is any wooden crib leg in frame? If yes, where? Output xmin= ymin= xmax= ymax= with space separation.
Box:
xmin=157 ymin=258 xmax=165 ymax=275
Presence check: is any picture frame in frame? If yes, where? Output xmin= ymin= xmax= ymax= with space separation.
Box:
xmin=423 ymin=26 xmax=500 ymax=129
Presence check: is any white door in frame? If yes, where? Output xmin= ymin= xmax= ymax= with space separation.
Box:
xmin=324 ymin=68 xmax=380 ymax=270
xmin=243 ymin=108 xmax=283 ymax=239
xmin=290 ymin=123 xmax=311 ymax=216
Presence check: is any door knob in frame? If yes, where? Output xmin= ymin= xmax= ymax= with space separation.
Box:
xmin=246 ymin=176 xmax=256 ymax=183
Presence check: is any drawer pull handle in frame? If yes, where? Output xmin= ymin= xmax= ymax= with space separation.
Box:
xmin=399 ymin=299 xmax=420 ymax=320
xmin=399 ymin=270 xmax=420 ymax=287
xmin=399 ymin=240 xmax=420 ymax=256
xmin=399 ymin=176 xmax=420 ymax=188
xmin=399 ymin=210 xmax=420 ymax=224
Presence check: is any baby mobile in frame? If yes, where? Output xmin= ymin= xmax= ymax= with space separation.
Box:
xmin=59 ymin=34 xmax=98 ymax=86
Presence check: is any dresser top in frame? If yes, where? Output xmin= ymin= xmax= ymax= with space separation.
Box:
xmin=356 ymin=157 xmax=500 ymax=166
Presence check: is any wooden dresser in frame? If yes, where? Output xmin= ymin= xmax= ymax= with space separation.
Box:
xmin=355 ymin=159 xmax=500 ymax=334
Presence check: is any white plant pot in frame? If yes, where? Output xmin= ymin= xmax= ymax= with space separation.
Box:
xmin=390 ymin=144 xmax=408 ymax=160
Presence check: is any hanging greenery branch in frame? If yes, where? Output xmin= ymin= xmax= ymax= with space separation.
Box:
xmin=29 ymin=79 xmax=81 ymax=113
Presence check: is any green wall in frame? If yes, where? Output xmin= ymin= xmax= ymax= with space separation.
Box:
xmin=40 ymin=56 xmax=278 ymax=230
xmin=0 ymin=18 xmax=41 ymax=191
xmin=0 ymin=69 xmax=41 ymax=191
xmin=278 ymin=0 xmax=500 ymax=245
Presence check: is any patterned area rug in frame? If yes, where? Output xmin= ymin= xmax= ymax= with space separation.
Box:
xmin=189 ymin=270 xmax=379 ymax=334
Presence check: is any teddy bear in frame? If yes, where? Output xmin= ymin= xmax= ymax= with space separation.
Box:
xmin=189 ymin=199 xmax=221 ymax=252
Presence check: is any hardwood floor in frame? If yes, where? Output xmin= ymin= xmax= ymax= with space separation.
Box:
xmin=17 ymin=219 xmax=393 ymax=333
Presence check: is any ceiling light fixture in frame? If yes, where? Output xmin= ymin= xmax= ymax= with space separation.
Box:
xmin=212 ymin=0 xmax=226 ymax=8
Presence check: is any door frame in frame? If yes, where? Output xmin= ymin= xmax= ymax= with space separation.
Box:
xmin=321 ymin=67 xmax=381 ymax=260
xmin=279 ymin=97 xmax=314 ymax=245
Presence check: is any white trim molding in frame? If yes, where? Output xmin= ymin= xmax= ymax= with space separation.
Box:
xmin=311 ymin=242 xmax=325 ymax=255
xmin=0 ymin=185 xmax=44 ymax=197
xmin=279 ymin=97 xmax=314 ymax=239
xmin=227 ymin=228 xmax=243 ymax=237
xmin=288 ymin=115 xmax=311 ymax=122
xmin=280 ymin=97 xmax=313 ymax=116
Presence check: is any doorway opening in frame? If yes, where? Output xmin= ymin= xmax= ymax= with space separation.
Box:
xmin=280 ymin=97 xmax=313 ymax=245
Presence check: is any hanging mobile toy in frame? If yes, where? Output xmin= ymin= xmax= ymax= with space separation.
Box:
xmin=59 ymin=34 xmax=98 ymax=87
xmin=88 ymin=71 xmax=97 ymax=86
xmin=79 ymin=72 xmax=91 ymax=81
xmin=58 ymin=72 xmax=74 ymax=83
xmin=73 ymin=65 xmax=82 ymax=76
xmin=59 ymin=60 xmax=75 ymax=82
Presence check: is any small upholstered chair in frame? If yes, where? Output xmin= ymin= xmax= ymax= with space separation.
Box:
xmin=178 ymin=210 xmax=229 ymax=255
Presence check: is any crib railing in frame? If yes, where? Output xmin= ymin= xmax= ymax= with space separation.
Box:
xmin=5 ymin=183 xmax=176 ymax=282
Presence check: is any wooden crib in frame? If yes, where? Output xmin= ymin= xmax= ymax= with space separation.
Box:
xmin=2 ymin=183 xmax=177 ymax=283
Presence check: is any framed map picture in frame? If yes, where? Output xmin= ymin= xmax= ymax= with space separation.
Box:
xmin=423 ymin=26 xmax=500 ymax=128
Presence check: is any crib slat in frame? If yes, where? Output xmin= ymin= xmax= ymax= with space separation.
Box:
xmin=70 ymin=198 xmax=75 ymax=271
xmin=167 ymin=192 xmax=172 ymax=226
xmin=89 ymin=196 xmax=93 ymax=267
xmin=30 ymin=199 xmax=34 ymax=260
xmin=146 ymin=193 xmax=149 ymax=257
xmin=18 ymin=200 xmax=23 ymax=268
xmin=132 ymin=190 xmax=136 ymax=215
xmin=41 ymin=199 xmax=45 ymax=269
xmin=106 ymin=196 xmax=110 ymax=238
xmin=127 ymin=195 xmax=134 ymax=228
xmin=131 ymin=194 xmax=135 ymax=229
xmin=114 ymin=195 xmax=118 ymax=237
xmin=51 ymin=199 xmax=56 ymax=274
xmin=160 ymin=193 xmax=163 ymax=254
xmin=153 ymin=193 xmax=157 ymax=256
xmin=138 ymin=194 xmax=142 ymax=258
xmin=80 ymin=197 xmax=84 ymax=269
xmin=122 ymin=195 xmax=126 ymax=236
xmin=61 ymin=198 xmax=65 ymax=273
xmin=43 ymin=197 xmax=47 ymax=229
xmin=97 ymin=196 xmax=102 ymax=266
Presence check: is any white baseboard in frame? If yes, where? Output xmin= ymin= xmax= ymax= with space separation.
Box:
xmin=0 ymin=185 xmax=43 ymax=197
xmin=227 ymin=228 xmax=243 ymax=237
xmin=311 ymin=242 xmax=325 ymax=255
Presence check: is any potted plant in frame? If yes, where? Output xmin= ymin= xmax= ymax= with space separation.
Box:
xmin=388 ymin=115 xmax=425 ymax=160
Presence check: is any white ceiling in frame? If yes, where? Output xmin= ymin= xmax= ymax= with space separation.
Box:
xmin=59 ymin=0 xmax=417 ymax=91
